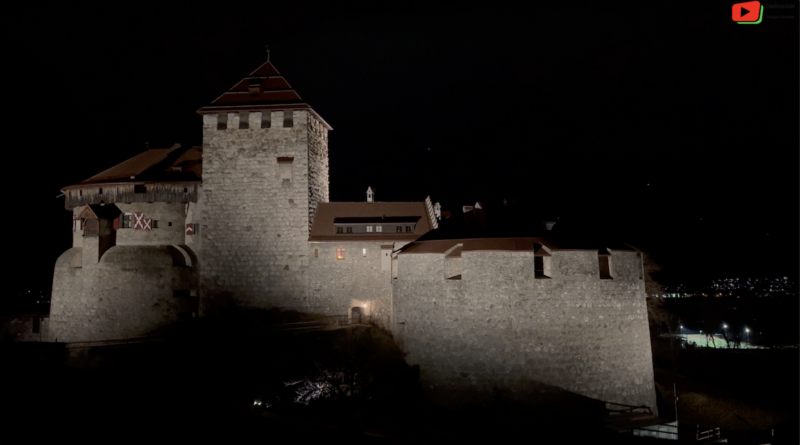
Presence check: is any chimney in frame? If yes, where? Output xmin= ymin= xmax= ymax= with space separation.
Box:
xmin=367 ymin=187 xmax=374 ymax=203
xmin=434 ymin=202 xmax=441 ymax=220
xmin=545 ymin=221 xmax=556 ymax=231
xmin=475 ymin=202 xmax=483 ymax=209
xmin=462 ymin=205 xmax=474 ymax=213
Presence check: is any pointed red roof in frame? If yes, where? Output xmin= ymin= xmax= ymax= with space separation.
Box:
xmin=198 ymin=60 xmax=331 ymax=129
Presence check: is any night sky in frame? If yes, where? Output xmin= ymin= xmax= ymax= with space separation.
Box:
xmin=8 ymin=2 xmax=798 ymax=297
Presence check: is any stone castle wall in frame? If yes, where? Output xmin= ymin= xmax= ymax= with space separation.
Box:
xmin=307 ymin=115 xmax=329 ymax=234
xmin=308 ymin=242 xmax=399 ymax=328
xmin=199 ymin=110 xmax=327 ymax=312
xmin=49 ymin=245 xmax=198 ymax=342
xmin=115 ymin=202 xmax=188 ymax=246
xmin=392 ymin=249 xmax=657 ymax=412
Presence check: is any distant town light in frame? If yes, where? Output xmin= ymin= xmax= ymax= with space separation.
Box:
xmin=723 ymin=324 xmax=728 ymax=328
xmin=745 ymin=328 xmax=750 ymax=333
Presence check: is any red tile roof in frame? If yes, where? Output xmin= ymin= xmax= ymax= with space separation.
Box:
xmin=197 ymin=60 xmax=331 ymax=130
xmin=64 ymin=144 xmax=202 ymax=188
xmin=309 ymin=202 xmax=433 ymax=242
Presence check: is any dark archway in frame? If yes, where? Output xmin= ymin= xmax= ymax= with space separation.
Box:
xmin=350 ymin=307 xmax=363 ymax=324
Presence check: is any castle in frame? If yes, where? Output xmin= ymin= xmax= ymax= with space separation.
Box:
xmin=47 ymin=59 xmax=657 ymax=411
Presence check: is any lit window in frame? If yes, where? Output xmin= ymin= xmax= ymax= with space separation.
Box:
xmin=376 ymin=225 xmax=382 ymax=232
xmin=362 ymin=248 xmax=366 ymax=257
xmin=336 ymin=227 xmax=343 ymax=233
xmin=366 ymin=226 xmax=373 ymax=233
xmin=217 ymin=113 xmax=227 ymax=130
xmin=337 ymin=248 xmax=345 ymax=260
xmin=122 ymin=213 xmax=133 ymax=228
xmin=346 ymin=227 xmax=353 ymax=233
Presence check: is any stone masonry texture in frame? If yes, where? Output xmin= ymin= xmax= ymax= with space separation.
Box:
xmin=199 ymin=110 xmax=329 ymax=313
xmin=392 ymin=250 xmax=657 ymax=413
xmin=308 ymin=242 xmax=396 ymax=328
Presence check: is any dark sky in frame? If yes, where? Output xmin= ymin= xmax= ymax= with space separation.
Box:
xmin=8 ymin=2 xmax=798 ymax=296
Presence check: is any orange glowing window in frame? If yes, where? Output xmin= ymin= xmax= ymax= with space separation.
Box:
xmin=336 ymin=248 xmax=345 ymax=260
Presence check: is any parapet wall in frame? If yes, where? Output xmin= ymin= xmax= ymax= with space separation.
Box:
xmin=392 ymin=249 xmax=656 ymax=412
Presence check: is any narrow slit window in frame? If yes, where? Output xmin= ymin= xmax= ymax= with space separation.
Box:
xmin=599 ymin=254 xmax=613 ymax=280
xmin=98 ymin=188 xmax=103 ymax=195
xmin=366 ymin=225 xmax=373 ymax=233
xmin=346 ymin=227 xmax=353 ymax=233
xmin=362 ymin=248 xmax=366 ymax=257
xmin=336 ymin=248 xmax=345 ymax=260
xmin=152 ymin=220 xmax=159 ymax=229
xmin=336 ymin=227 xmax=343 ymax=234
xmin=239 ymin=111 xmax=249 ymax=129
xmin=217 ymin=113 xmax=227 ymax=130
xmin=283 ymin=110 xmax=294 ymax=127
xmin=314 ymin=249 xmax=319 ymax=258
xmin=376 ymin=225 xmax=382 ymax=233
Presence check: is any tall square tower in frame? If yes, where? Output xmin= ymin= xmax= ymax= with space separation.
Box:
xmin=197 ymin=61 xmax=330 ymax=312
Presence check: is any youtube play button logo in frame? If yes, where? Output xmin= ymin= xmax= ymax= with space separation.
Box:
xmin=732 ymin=1 xmax=763 ymax=24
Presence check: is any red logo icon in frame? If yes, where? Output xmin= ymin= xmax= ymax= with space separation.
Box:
xmin=732 ymin=1 xmax=762 ymax=23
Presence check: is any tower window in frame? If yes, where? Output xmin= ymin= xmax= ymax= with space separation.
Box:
xmin=534 ymin=256 xmax=552 ymax=279
xmin=261 ymin=110 xmax=271 ymax=128
xmin=366 ymin=226 xmax=373 ymax=233
xmin=405 ymin=226 xmax=412 ymax=233
xmin=217 ymin=113 xmax=228 ymax=130
xmin=239 ymin=111 xmax=249 ymax=129
xmin=122 ymin=213 xmax=133 ymax=228
xmin=314 ymin=249 xmax=319 ymax=258
xmin=599 ymin=251 xmax=613 ymax=280
xmin=396 ymin=226 xmax=402 ymax=233
xmin=346 ymin=227 xmax=353 ymax=233
xmin=534 ymin=243 xmax=552 ymax=279
xmin=376 ymin=225 xmax=382 ymax=232
xmin=336 ymin=227 xmax=343 ymax=234
xmin=283 ymin=110 xmax=294 ymax=127
xmin=336 ymin=248 xmax=345 ymax=260
xmin=152 ymin=220 xmax=160 ymax=229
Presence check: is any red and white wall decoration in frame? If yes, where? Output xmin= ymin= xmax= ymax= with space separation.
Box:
xmin=185 ymin=223 xmax=199 ymax=235
xmin=133 ymin=212 xmax=152 ymax=231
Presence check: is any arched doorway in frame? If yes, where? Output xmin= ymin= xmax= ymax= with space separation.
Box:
xmin=350 ymin=307 xmax=363 ymax=324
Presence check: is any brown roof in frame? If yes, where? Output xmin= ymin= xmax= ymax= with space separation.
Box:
xmin=64 ymin=144 xmax=202 ymax=188
xmin=197 ymin=60 xmax=331 ymax=130
xmin=398 ymin=237 xmax=638 ymax=255
xmin=309 ymin=202 xmax=433 ymax=242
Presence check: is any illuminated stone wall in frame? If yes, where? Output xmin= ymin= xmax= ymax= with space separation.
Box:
xmin=49 ymin=245 xmax=198 ymax=342
xmin=198 ymin=110 xmax=329 ymax=313
xmin=308 ymin=242 xmax=402 ymax=328
xmin=392 ymin=249 xmax=657 ymax=413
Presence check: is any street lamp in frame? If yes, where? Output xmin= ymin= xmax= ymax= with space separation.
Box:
xmin=745 ymin=327 xmax=750 ymax=345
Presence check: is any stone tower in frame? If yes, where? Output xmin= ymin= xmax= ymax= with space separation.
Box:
xmin=197 ymin=61 xmax=331 ymax=312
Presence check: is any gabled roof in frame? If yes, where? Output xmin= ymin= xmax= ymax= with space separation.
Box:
xmin=197 ymin=60 xmax=331 ymax=130
xmin=309 ymin=202 xmax=433 ymax=242
xmin=64 ymin=144 xmax=202 ymax=188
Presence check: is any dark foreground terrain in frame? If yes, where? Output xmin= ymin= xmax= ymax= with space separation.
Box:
xmin=5 ymin=310 xmax=798 ymax=444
